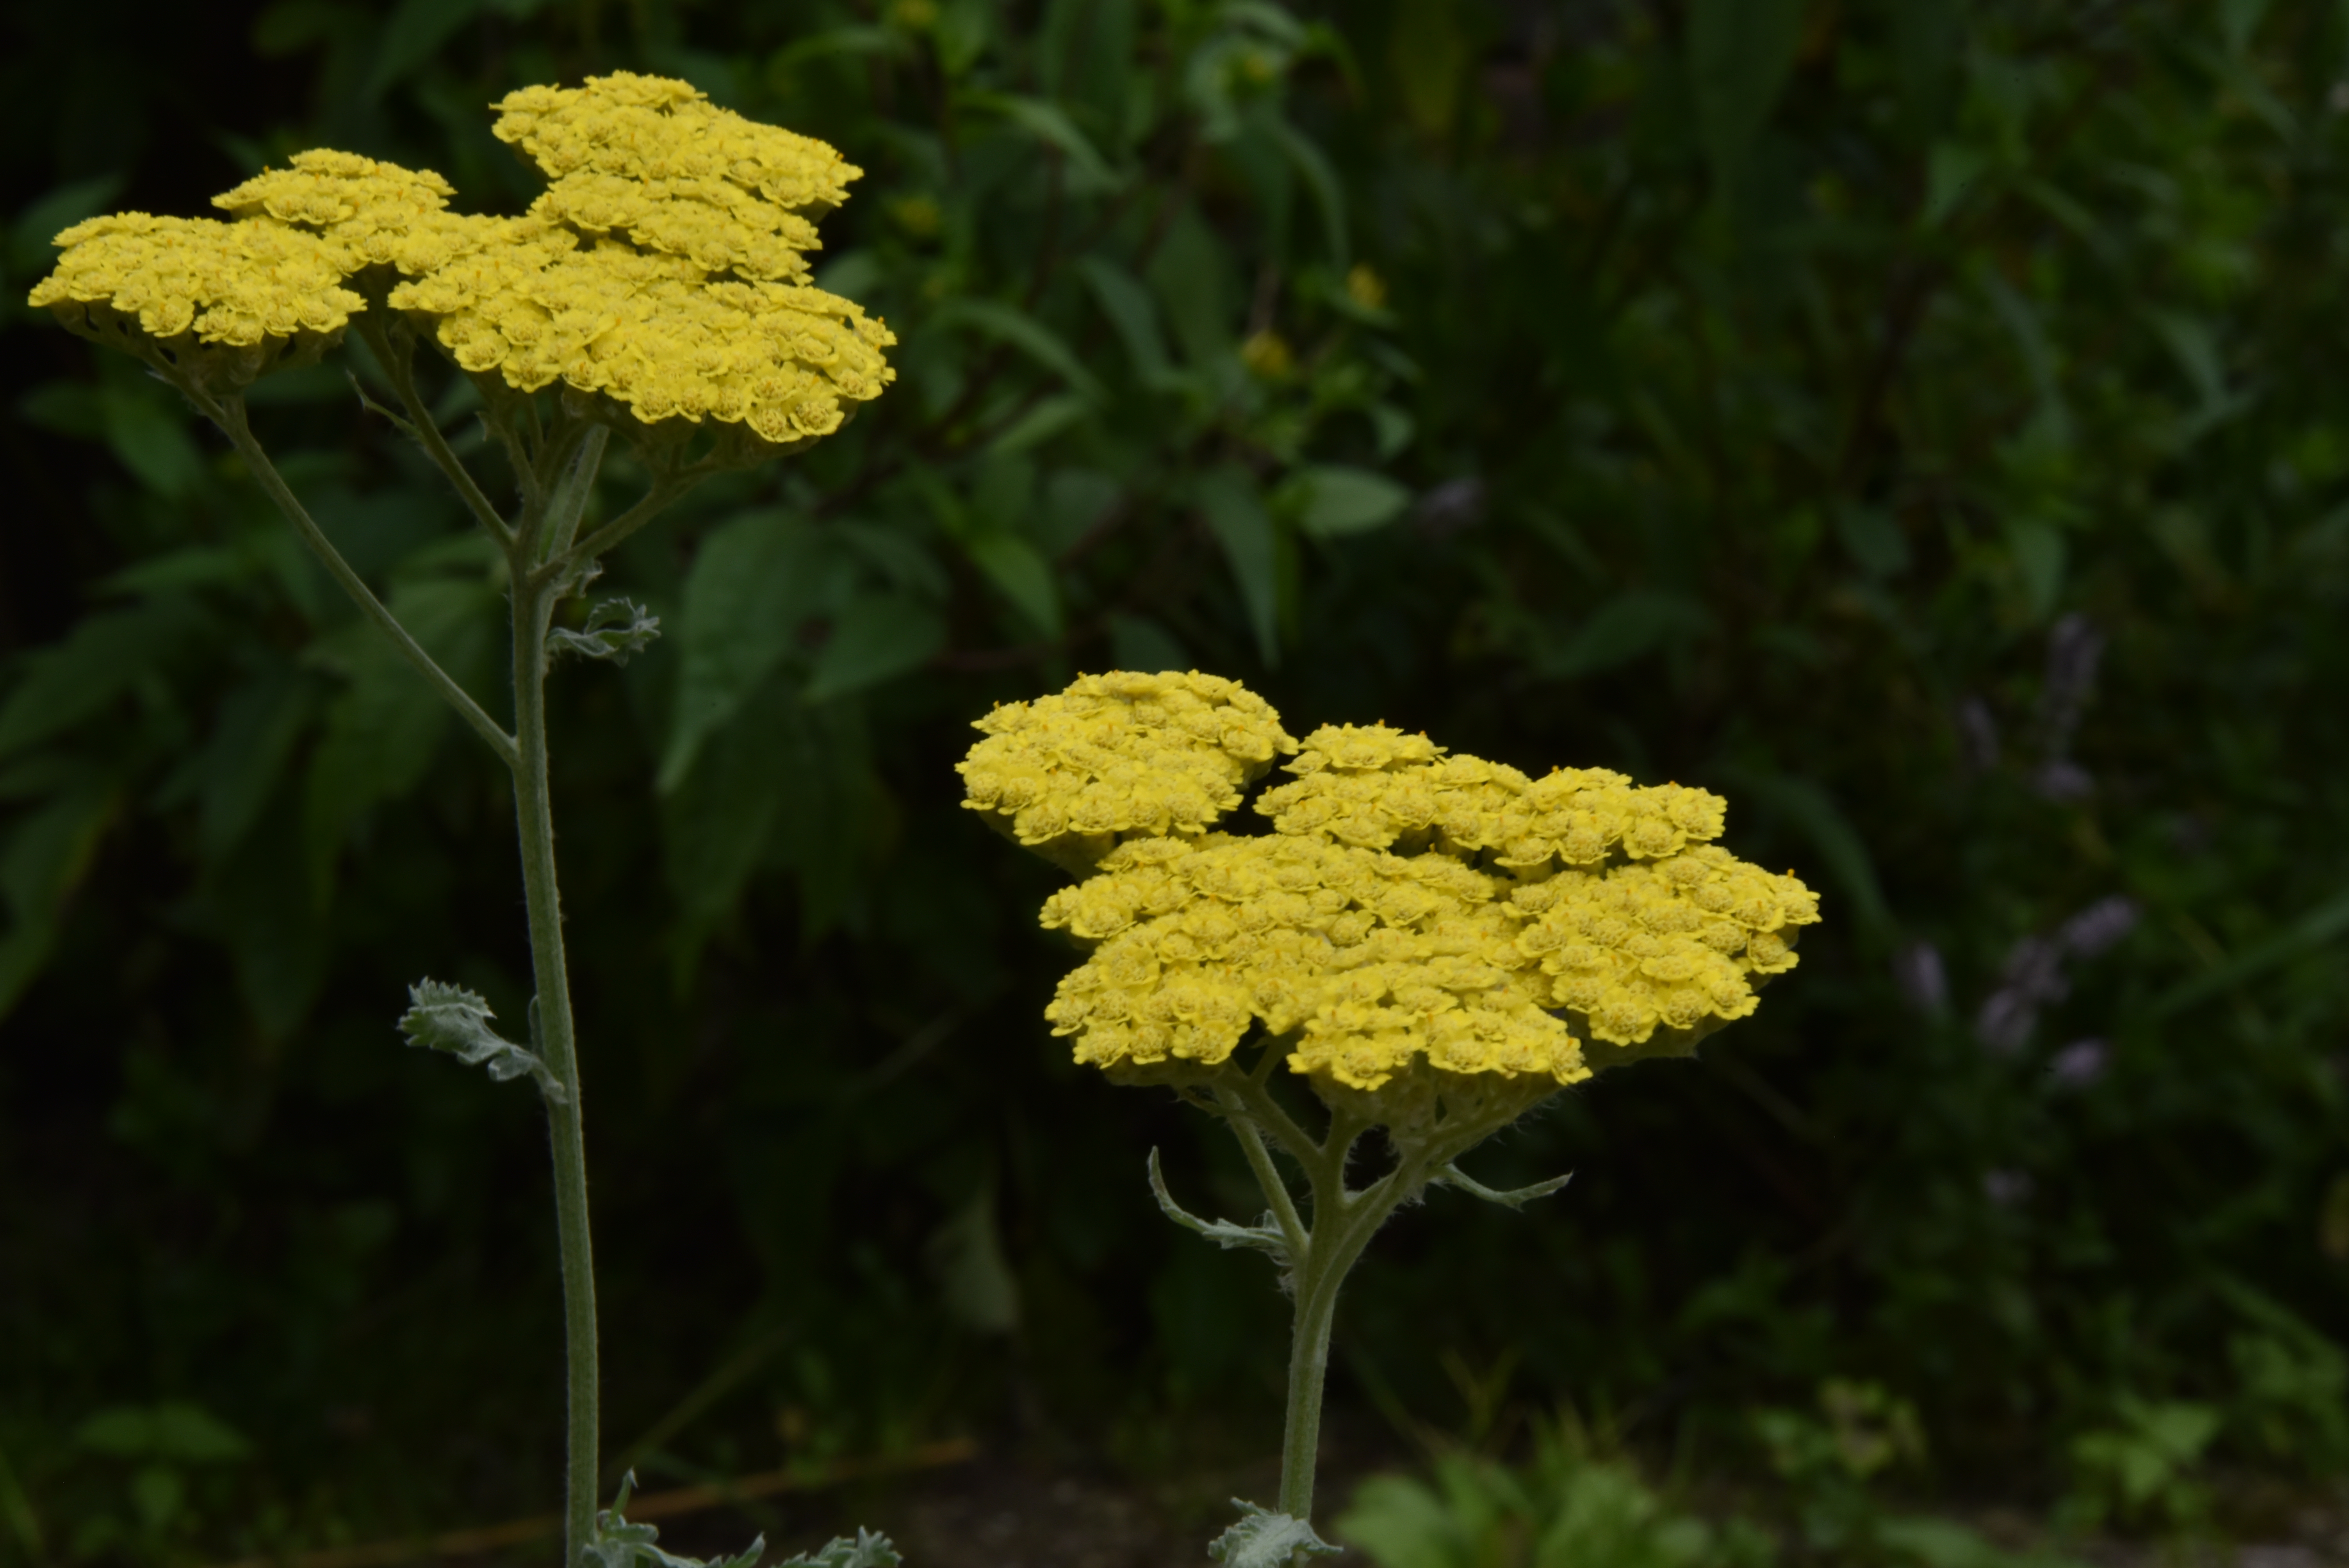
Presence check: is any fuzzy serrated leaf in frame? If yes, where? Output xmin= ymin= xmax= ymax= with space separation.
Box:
xmin=776 ymin=1529 xmax=903 ymax=1568
xmin=1207 ymin=1499 xmax=1339 ymax=1566
xmin=549 ymin=598 xmax=662 ymax=666
xmin=396 ymin=980 xmax=568 ymax=1103
xmin=586 ymin=1473 xmax=767 ymax=1568
xmin=1148 ymin=1149 xmax=1292 ymax=1259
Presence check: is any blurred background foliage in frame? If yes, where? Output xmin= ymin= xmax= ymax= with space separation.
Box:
xmin=3 ymin=0 xmax=2347 ymax=1560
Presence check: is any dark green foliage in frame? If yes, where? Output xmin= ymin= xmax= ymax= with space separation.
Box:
xmin=2 ymin=0 xmax=2345 ymax=1557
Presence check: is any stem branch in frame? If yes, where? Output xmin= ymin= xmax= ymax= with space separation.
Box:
xmin=212 ymin=394 xmax=519 ymax=770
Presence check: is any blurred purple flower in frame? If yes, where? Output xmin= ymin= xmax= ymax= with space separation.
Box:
xmin=1957 ymin=697 xmax=2001 ymax=773
xmin=1975 ymin=936 xmax=2067 ymax=1054
xmin=2048 ymin=1038 xmax=2110 ymax=1088
xmin=2058 ymin=896 xmax=2139 ymax=959
xmin=1412 ymin=477 xmax=1488 ymax=541
xmin=2032 ymin=759 xmax=2095 ymax=802
xmin=2037 ymin=612 xmax=2105 ymax=755
xmin=1984 ymin=1169 xmax=2034 ymax=1206
xmin=1892 ymin=941 xmax=1950 ymax=1017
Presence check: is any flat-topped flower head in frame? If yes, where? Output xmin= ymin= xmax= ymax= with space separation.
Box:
xmin=374 ymin=72 xmax=895 ymax=451
xmin=970 ymin=672 xmax=1821 ymax=1127
xmin=959 ymin=671 xmax=1298 ymax=870
xmin=29 ymin=213 xmax=363 ymax=385
xmin=492 ymin=71 xmax=860 ymax=283
xmin=212 ymin=150 xmax=476 ymax=281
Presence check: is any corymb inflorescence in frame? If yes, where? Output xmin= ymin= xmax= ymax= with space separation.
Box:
xmin=964 ymin=673 xmax=1821 ymax=1113
xmin=28 ymin=72 xmax=895 ymax=454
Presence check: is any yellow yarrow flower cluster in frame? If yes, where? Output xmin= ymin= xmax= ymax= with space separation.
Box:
xmin=970 ymin=675 xmax=1821 ymax=1106
xmin=1039 ymin=834 xmax=1579 ymax=1092
xmin=379 ymin=72 xmax=892 ymax=446
xmin=27 ymin=73 xmax=892 ymax=450
xmin=211 ymin=150 xmax=478 ymax=280
xmin=28 ymin=213 xmax=363 ymax=381
xmin=958 ymin=671 xmax=1297 ymax=865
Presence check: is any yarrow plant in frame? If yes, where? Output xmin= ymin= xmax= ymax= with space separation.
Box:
xmin=959 ymin=671 xmax=1821 ymax=1563
xmin=32 ymin=73 xmax=900 ymax=1568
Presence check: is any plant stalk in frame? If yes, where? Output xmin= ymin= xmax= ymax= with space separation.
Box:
xmin=510 ymin=561 xmax=602 ymax=1565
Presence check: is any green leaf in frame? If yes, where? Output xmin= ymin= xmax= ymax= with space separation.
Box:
xmin=397 ymin=979 xmax=569 ymax=1102
xmin=0 ymin=604 xmax=201 ymax=757
xmin=1267 ymin=116 xmax=1348 ymax=268
xmin=1535 ymin=590 xmax=1711 ymax=681
xmin=1284 ymin=465 xmax=1410 ymax=540
xmin=1716 ymin=767 xmax=1891 ymax=938
xmin=1685 ymin=0 xmax=1807 ymax=199
xmin=1075 ymin=255 xmax=1181 ymax=388
xmin=587 ymin=1473 xmax=769 ymax=1568
xmin=549 ymin=597 xmax=662 ymax=666
xmin=660 ymin=509 xmax=827 ymax=791
xmin=805 ymin=595 xmax=945 ymax=703
xmin=987 ymin=391 xmax=1093 ymax=456
xmin=927 ymin=298 xmax=1105 ymax=401
xmin=11 ymin=176 xmax=125 ymax=277
xmin=364 ymin=0 xmax=483 ymax=99
xmin=962 ymin=92 xmax=1125 ymax=192
xmin=102 ymin=383 xmax=205 ymax=498
xmin=73 ymin=1404 xmax=250 ymax=1465
xmin=303 ymin=577 xmax=498 ymax=900
xmin=1208 ymin=1499 xmax=1340 ymax=1566
xmin=208 ymin=791 xmax=330 ymax=1040
xmin=0 ymin=781 xmax=115 ymax=1019
xmin=1433 ymin=1162 xmax=1573 ymax=1211
xmin=1195 ymin=467 xmax=1280 ymax=665
xmin=926 ymin=1180 xmax=1022 ymax=1333
xmin=963 ymin=533 xmax=1062 ymax=638
xmin=1146 ymin=1149 xmax=1290 ymax=1259
xmin=776 ymin=1530 xmax=902 ymax=1568
xmin=197 ymin=666 xmax=314 ymax=859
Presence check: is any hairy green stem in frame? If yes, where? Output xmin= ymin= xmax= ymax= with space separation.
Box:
xmin=510 ymin=562 xmax=602 ymax=1565
xmin=505 ymin=415 xmax=616 ymax=1564
xmin=212 ymin=394 xmax=520 ymax=770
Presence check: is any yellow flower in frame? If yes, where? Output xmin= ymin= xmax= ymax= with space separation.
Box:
xmin=382 ymin=71 xmax=895 ymax=447
xmin=212 ymin=150 xmax=475 ymax=280
xmin=971 ymin=674 xmax=1821 ymax=1115
xmin=28 ymin=212 xmax=362 ymax=381
xmin=1241 ymin=329 xmax=1294 ymax=378
xmin=958 ymin=670 xmax=1298 ymax=866
xmin=1345 ymin=263 xmax=1388 ymax=312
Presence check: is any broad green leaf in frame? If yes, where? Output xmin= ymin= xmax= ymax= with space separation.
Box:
xmin=209 ymin=792 xmax=330 ymax=1039
xmin=766 ymin=25 xmax=897 ymax=91
xmin=1195 ymin=467 xmax=1280 ymax=665
xmin=1208 ymin=1499 xmax=1340 ymax=1566
xmin=962 ymin=92 xmax=1124 ymax=191
xmin=987 ymin=391 xmax=1092 ymax=456
xmin=197 ymin=666 xmax=315 ymax=859
xmin=303 ymin=576 xmax=498 ymax=899
xmin=397 ymin=979 xmax=568 ymax=1102
xmin=364 ymin=0 xmax=483 ymax=99
xmin=11 ymin=176 xmax=124 ymax=277
xmin=2142 ymin=883 xmax=2349 ymax=1023
xmin=804 ymin=594 xmax=944 ymax=703
xmin=74 ymin=1404 xmax=250 ymax=1464
xmin=1268 ymin=114 xmax=1348 ymax=267
xmin=0 ymin=604 xmax=201 ymax=757
xmin=2004 ymin=517 xmax=2067 ymax=620
xmin=0 ymin=782 xmax=114 ymax=1018
xmin=963 ymin=533 xmax=1062 ymax=638
xmin=1107 ymin=611 xmax=1186 ymax=672
xmin=927 ymin=298 xmax=1104 ymax=401
xmin=100 ymin=384 xmax=205 ymax=498
xmin=1716 ymin=768 xmax=1891 ymax=938
xmin=659 ymin=509 xmax=826 ymax=791
xmin=1685 ymin=0 xmax=1807 ymax=198
xmin=1075 ymin=255 xmax=1174 ymax=383
xmin=1286 ymin=465 xmax=1410 ymax=540
xmin=1146 ymin=207 xmax=1238 ymax=373
xmin=1537 ymin=590 xmax=1711 ymax=681
xmin=926 ymin=1181 xmax=1021 ymax=1333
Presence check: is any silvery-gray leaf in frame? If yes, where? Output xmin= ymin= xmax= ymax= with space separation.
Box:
xmin=396 ymin=979 xmax=568 ymax=1103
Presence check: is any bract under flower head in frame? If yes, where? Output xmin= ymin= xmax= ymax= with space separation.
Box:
xmin=958 ymin=670 xmax=1298 ymax=868
xmin=972 ymin=674 xmax=1821 ymax=1116
xmin=29 ymin=213 xmax=363 ymax=383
